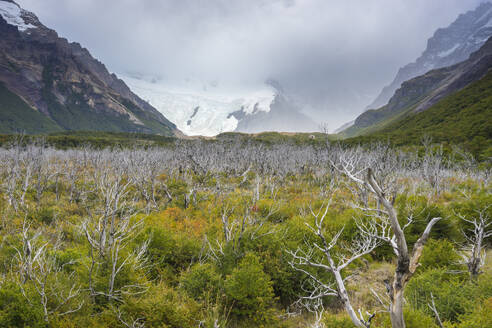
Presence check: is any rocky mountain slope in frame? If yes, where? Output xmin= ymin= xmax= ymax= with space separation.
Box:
xmin=366 ymin=2 xmax=492 ymax=111
xmin=0 ymin=0 xmax=177 ymax=135
xmin=341 ymin=35 xmax=492 ymax=138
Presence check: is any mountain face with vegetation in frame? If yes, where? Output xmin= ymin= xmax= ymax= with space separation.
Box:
xmin=366 ymin=2 xmax=492 ymax=111
xmin=341 ymin=36 xmax=492 ymax=139
xmin=0 ymin=0 xmax=177 ymax=135
xmin=354 ymin=69 xmax=492 ymax=160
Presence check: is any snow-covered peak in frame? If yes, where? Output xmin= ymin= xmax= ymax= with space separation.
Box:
xmin=121 ymin=75 xmax=277 ymax=137
xmin=420 ymin=2 xmax=492 ymax=68
xmin=366 ymin=2 xmax=492 ymax=110
xmin=0 ymin=1 xmax=36 ymax=31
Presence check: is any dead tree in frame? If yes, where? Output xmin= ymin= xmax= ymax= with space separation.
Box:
xmin=14 ymin=221 xmax=83 ymax=322
xmin=208 ymin=191 xmax=278 ymax=262
xmin=78 ymin=151 xmax=150 ymax=301
xmin=63 ymin=150 xmax=82 ymax=203
xmin=288 ymin=196 xmax=380 ymax=328
xmin=82 ymin=210 xmax=149 ymax=301
xmin=28 ymin=141 xmax=59 ymax=207
xmin=81 ymin=195 xmax=149 ymax=302
xmin=115 ymin=308 xmax=145 ymax=328
xmin=207 ymin=200 xmax=250 ymax=260
xmin=421 ymin=142 xmax=446 ymax=195
xmin=15 ymin=220 xmax=45 ymax=283
xmin=457 ymin=207 xmax=491 ymax=279
xmin=427 ymin=293 xmax=444 ymax=328
xmin=334 ymin=152 xmax=442 ymax=328
xmin=88 ymin=152 xmax=133 ymax=256
xmin=306 ymin=297 xmax=326 ymax=328
xmin=0 ymin=141 xmax=34 ymax=212
xmin=128 ymin=149 xmax=163 ymax=213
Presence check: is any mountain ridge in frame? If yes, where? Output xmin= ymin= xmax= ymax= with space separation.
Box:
xmin=365 ymin=2 xmax=492 ymax=111
xmin=0 ymin=0 xmax=178 ymax=135
xmin=354 ymin=69 xmax=492 ymax=159
xmin=340 ymin=35 xmax=492 ymax=138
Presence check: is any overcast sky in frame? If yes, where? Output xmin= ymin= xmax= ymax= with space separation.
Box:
xmin=17 ymin=0 xmax=486 ymax=128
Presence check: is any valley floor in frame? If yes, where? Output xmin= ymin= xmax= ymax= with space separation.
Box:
xmin=0 ymin=139 xmax=490 ymax=327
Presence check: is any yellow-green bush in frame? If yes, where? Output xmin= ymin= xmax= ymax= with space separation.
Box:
xmin=224 ymin=253 xmax=277 ymax=325
xmin=322 ymin=313 xmax=354 ymax=328
xmin=419 ymin=238 xmax=460 ymax=271
xmin=180 ymin=263 xmax=222 ymax=301
xmin=457 ymin=298 xmax=492 ymax=328
xmin=120 ymin=282 xmax=201 ymax=328
xmin=374 ymin=308 xmax=438 ymax=328
xmin=0 ymin=282 xmax=47 ymax=328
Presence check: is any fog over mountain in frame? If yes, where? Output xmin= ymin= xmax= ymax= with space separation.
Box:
xmin=16 ymin=0 xmax=485 ymax=132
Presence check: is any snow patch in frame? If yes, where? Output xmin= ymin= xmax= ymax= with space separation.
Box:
xmin=121 ymin=75 xmax=277 ymax=137
xmin=437 ymin=44 xmax=460 ymax=58
xmin=477 ymin=7 xmax=492 ymax=26
xmin=422 ymin=61 xmax=435 ymax=71
xmin=484 ymin=16 xmax=492 ymax=29
xmin=0 ymin=1 xmax=35 ymax=31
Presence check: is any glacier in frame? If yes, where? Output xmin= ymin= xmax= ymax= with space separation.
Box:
xmin=121 ymin=75 xmax=277 ymax=137
xmin=0 ymin=1 xmax=35 ymax=32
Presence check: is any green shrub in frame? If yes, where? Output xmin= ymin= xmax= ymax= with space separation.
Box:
xmin=374 ymin=308 xmax=438 ymax=328
xmin=457 ymin=297 xmax=492 ymax=328
xmin=121 ymin=283 xmax=201 ymax=328
xmin=406 ymin=268 xmax=492 ymax=323
xmin=396 ymin=197 xmax=458 ymax=243
xmin=323 ymin=313 xmax=354 ymax=328
xmin=180 ymin=263 xmax=222 ymax=301
xmin=401 ymin=308 xmax=439 ymax=328
xmin=419 ymin=239 xmax=460 ymax=271
xmin=258 ymin=199 xmax=295 ymax=223
xmin=0 ymin=283 xmax=47 ymax=328
xmin=28 ymin=207 xmax=56 ymax=225
xmin=224 ymin=253 xmax=277 ymax=324
xmin=240 ymin=222 xmax=306 ymax=306
xmin=143 ymin=226 xmax=202 ymax=279
xmin=54 ymin=248 xmax=83 ymax=273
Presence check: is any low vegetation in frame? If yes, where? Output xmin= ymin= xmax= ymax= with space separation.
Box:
xmin=0 ymin=83 xmax=61 ymax=134
xmin=0 ymin=137 xmax=490 ymax=327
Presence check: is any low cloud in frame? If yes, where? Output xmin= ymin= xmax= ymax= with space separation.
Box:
xmin=17 ymin=0 xmax=485 ymax=128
